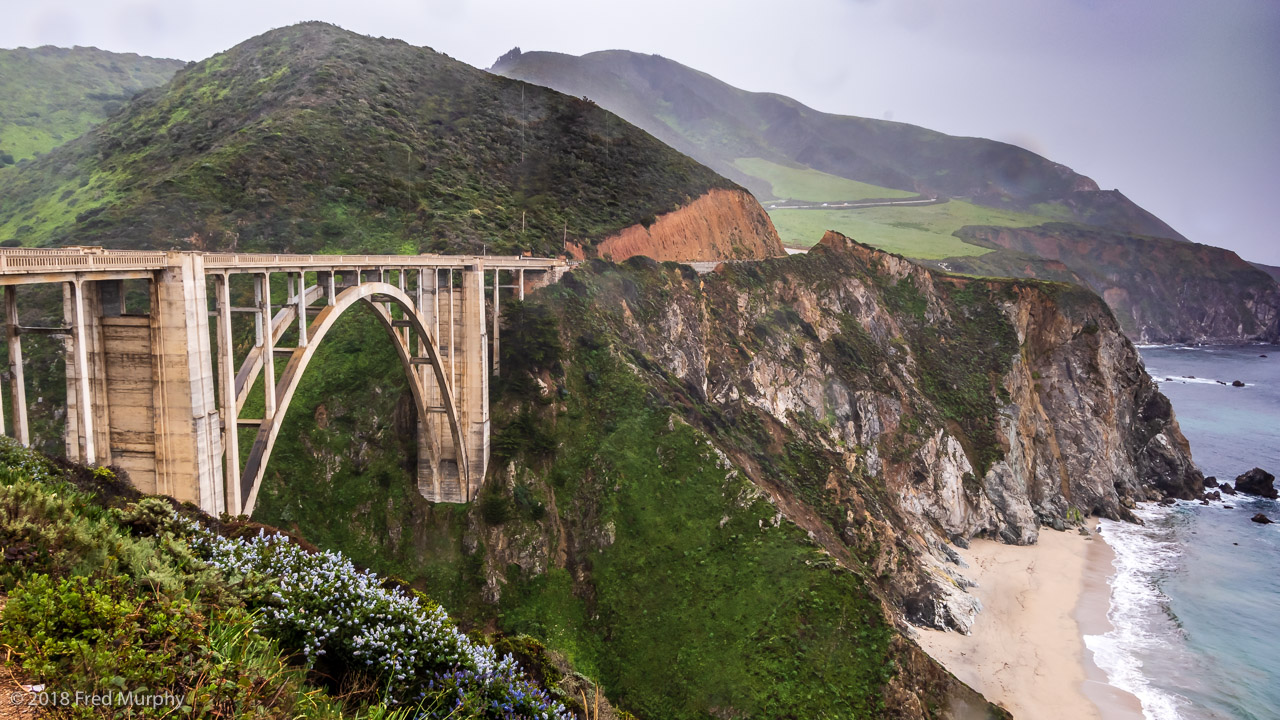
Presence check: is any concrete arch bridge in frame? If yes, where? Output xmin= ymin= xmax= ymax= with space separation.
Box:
xmin=0 ymin=248 xmax=569 ymax=516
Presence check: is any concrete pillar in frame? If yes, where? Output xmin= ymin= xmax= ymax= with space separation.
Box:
xmin=294 ymin=272 xmax=307 ymax=347
xmin=5 ymin=287 xmax=28 ymax=446
xmin=149 ymin=253 xmax=224 ymax=513
xmin=68 ymin=279 xmax=97 ymax=465
xmin=215 ymin=273 xmax=242 ymax=516
xmin=460 ymin=263 xmax=489 ymax=501
xmin=492 ymin=269 xmax=500 ymax=376
xmin=257 ymin=273 xmax=276 ymax=419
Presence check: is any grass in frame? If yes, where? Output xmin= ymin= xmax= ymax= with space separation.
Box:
xmin=733 ymin=157 xmax=916 ymax=202
xmin=0 ymin=46 xmax=181 ymax=166
xmin=494 ymin=332 xmax=895 ymax=719
xmin=767 ymin=198 xmax=1054 ymax=258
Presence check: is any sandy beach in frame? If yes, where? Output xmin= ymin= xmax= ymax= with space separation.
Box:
xmin=915 ymin=524 xmax=1145 ymax=720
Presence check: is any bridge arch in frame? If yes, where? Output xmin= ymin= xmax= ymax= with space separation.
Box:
xmin=238 ymin=281 xmax=464 ymax=516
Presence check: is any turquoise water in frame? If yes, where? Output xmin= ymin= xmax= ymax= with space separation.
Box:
xmin=1087 ymin=346 xmax=1280 ymax=720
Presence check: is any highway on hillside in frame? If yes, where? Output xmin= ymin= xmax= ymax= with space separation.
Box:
xmin=765 ymin=196 xmax=946 ymax=211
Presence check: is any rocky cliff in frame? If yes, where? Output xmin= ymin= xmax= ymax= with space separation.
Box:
xmin=595 ymin=188 xmax=784 ymax=261
xmin=554 ymin=232 xmax=1202 ymax=632
xmin=249 ymin=232 xmax=1199 ymax=718
xmin=954 ymin=224 xmax=1280 ymax=344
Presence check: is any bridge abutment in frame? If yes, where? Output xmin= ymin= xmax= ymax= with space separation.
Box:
xmin=63 ymin=254 xmax=225 ymax=512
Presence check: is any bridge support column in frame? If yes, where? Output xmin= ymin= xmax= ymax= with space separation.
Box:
xmin=4 ymin=287 xmax=28 ymax=446
xmin=214 ymin=273 xmax=241 ymax=516
xmin=492 ymin=269 xmax=500 ymax=376
xmin=61 ymin=255 xmax=223 ymax=514
xmin=149 ymin=253 xmax=224 ymax=513
xmin=460 ymin=264 xmax=489 ymax=501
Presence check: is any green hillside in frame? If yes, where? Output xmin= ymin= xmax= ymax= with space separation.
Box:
xmin=494 ymin=48 xmax=1280 ymax=343
xmin=0 ymin=46 xmax=182 ymax=166
xmin=769 ymin=199 xmax=1051 ymax=258
xmin=492 ymin=49 xmax=1181 ymax=236
xmin=0 ymin=24 xmax=736 ymax=255
xmin=732 ymin=157 xmax=916 ymax=202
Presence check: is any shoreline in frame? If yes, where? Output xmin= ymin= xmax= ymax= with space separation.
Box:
xmin=915 ymin=523 xmax=1144 ymax=720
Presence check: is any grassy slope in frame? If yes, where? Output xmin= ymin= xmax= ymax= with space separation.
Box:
xmin=0 ymin=23 xmax=734 ymax=255
xmin=768 ymin=199 xmax=1049 ymax=257
xmin=0 ymin=46 xmax=182 ymax=166
xmin=733 ymin=157 xmax=916 ymax=202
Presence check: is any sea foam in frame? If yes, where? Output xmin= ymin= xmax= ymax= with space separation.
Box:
xmin=1087 ymin=506 xmax=1191 ymax=720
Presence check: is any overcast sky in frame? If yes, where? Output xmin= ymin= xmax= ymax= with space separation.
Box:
xmin=4 ymin=0 xmax=1278 ymax=263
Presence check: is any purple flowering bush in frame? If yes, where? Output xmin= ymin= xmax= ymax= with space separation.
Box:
xmin=188 ymin=525 xmax=571 ymax=718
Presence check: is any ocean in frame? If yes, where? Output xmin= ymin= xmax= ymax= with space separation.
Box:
xmin=1086 ymin=345 xmax=1280 ymax=720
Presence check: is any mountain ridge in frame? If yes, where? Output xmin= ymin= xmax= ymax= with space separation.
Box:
xmin=493 ymin=47 xmax=1280 ymax=343
xmin=493 ymin=48 xmax=1183 ymax=238
xmin=0 ymin=23 xmax=780 ymax=259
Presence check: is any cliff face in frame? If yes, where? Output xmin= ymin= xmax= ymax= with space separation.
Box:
xmin=957 ymin=224 xmax=1280 ymax=344
xmin=594 ymin=187 xmax=784 ymax=261
xmin=246 ymin=232 xmax=1198 ymax=718
xmin=568 ymin=232 xmax=1201 ymax=632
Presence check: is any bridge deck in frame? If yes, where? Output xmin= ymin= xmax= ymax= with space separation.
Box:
xmin=0 ymin=247 xmax=568 ymax=284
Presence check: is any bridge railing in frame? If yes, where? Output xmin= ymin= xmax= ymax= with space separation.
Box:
xmin=0 ymin=248 xmax=169 ymax=273
xmin=201 ymin=253 xmax=566 ymax=270
xmin=0 ymin=248 xmax=569 ymax=276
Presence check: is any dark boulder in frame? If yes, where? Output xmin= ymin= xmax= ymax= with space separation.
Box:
xmin=1235 ymin=468 xmax=1278 ymax=499
xmin=1220 ymin=483 xmax=1237 ymax=495
xmin=1204 ymin=476 xmax=1219 ymax=488
xmin=1232 ymin=380 xmax=1246 ymax=387
xmin=1251 ymin=513 xmax=1273 ymax=524
xmin=1159 ymin=497 xmax=1177 ymax=506
xmin=1206 ymin=490 xmax=1221 ymax=501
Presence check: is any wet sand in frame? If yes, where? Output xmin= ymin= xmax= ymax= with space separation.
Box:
xmin=915 ymin=523 xmax=1144 ymax=720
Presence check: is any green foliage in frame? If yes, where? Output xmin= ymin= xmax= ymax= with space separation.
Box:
xmin=0 ymin=47 xmax=182 ymax=165
xmin=0 ymin=439 xmax=568 ymax=719
xmin=493 ymin=327 xmax=895 ymax=719
xmin=480 ymin=486 xmax=514 ymax=526
xmin=0 ymin=23 xmax=732 ymax=253
xmin=880 ymin=278 xmax=1019 ymax=477
xmin=0 ymin=574 xmax=305 ymax=717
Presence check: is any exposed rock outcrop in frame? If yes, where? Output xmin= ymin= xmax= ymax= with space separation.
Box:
xmin=595 ymin=188 xmax=784 ymax=262
xmin=571 ymin=231 xmax=1201 ymax=632
xmin=1235 ymin=468 xmax=1278 ymax=499
xmin=957 ymin=224 xmax=1280 ymax=344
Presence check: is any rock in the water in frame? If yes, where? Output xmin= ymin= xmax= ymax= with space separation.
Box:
xmin=1235 ymin=468 xmax=1278 ymax=499
xmin=1251 ymin=513 xmax=1273 ymax=524
xmin=1159 ymin=497 xmax=1177 ymax=506
xmin=1204 ymin=476 xmax=1219 ymax=488
xmin=1232 ymin=380 xmax=1246 ymax=387
xmin=1207 ymin=490 xmax=1221 ymax=501
xmin=1261 ymin=354 xmax=1268 ymax=358
xmin=1220 ymin=483 xmax=1237 ymax=495
xmin=1225 ymin=505 xmax=1235 ymax=509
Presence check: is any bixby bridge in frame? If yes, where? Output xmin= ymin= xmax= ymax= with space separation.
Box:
xmin=0 ymin=247 xmax=569 ymax=516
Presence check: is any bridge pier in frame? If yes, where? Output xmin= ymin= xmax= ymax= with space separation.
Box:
xmin=62 ymin=253 xmax=224 ymax=512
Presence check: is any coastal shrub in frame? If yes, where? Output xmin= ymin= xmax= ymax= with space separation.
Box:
xmin=189 ymin=527 xmax=570 ymax=717
xmin=0 ymin=438 xmax=569 ymax=718
xmin=0 ymin=574 xmax=309 ymax=717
